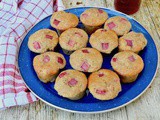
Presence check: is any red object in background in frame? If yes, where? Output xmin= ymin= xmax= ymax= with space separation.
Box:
xmin=114 ymin=0 xmax=141 ymax=15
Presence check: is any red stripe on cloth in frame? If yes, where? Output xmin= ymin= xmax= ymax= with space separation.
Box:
xmin=16 ymin=87 xmax=27 ymax=93
xmin=20 ymin=23 xmax=27 ymax=33
xmin=0 ymin=80 xmax=25 ymax=87
xmin=10 ymin=0 xmax=43 ymax=43
xmin=0 ymin=9 xmax=16 ymax=29
xmin=0 ymin=88 xmax=27 ymax=95
xmin=2 ymin=99 xmax=5 ymax=108
xmin=30 ymin=2 xmax=48 ymax=15
xmin=15 ymin=0 xmax=51 ymax=43
xmin=10 ymin=24 xmax=28 ymax=41
xmin=0 ymin=88 xmax=14 ymax=95
xmin=1 ymin=35 xmax=12 ymax=37
xmin=0 ymin=64 xmax=19 ymax=72
xmin=0 ymin=9 xmax=15 ymax=15
xmin=0 ymin=43 xmax=16 ymax=47
xmin=10 ymin=28 xmax=20 ymax=39
xmin=0 ymin=25 xmax=6 ymax=29
xmin=0 ymin=54 xmax=16 ymax=57
xmin=1 ymin=32 xmax=11 ymax=98
xmin=1 ymin=1 xmax=13 ymax=6
xmin=26 ymin=93 xmax=33 ymax=103
xmin=12 ymin=19 xmax=33 ymax=42
xmin=0 ymin=2 xmax=13 ymax=22
xmin=0 ymin=71 xmax=22 ymax=80
xmin=0 ymin=17 xmax=12 ymax=22
xmin=23 ymin=8 xmax=38 ymax=19
xmin=14 ymin=98 xmax=18 ymax=105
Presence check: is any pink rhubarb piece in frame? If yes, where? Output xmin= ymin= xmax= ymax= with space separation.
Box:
xmin=82 ymin=13 xmax=88 ymax=18
xmin=96 ymin=89 xmax=106 ymax=95
xmin=81 ymin=61 xmax=90 ymax=72
xmin=107 ymin=22 xmax=116 ymax=29
xmin=98 ymin=73 xmax=104 ymax=77
xmin=75 ymin=32 xmax=83 ymax=37
xmin=33 ymin=41 xmax=41 ymax=50
xmin=120 ymin=18 xmax=127 ymax=23
xmin=67 ymin=40 xmax=76 ymax=47
xmin=68 ymin=78 xmax=78 ymax=86
xmin=125 ymin=39 xmax=133 ymax=47
xmin=82 ymin=49 xmax=89 ymax=53
xmin=102 ymin=43 xmax=109 ymax=50
xmin=112 ymin=58 xmax=117 ymax=62
xmin=114 ymin=79 xmax=119 ymax=82
xmin=128 ymin=55 xmax=135 ymax=62
xmin=53 ymin=19 xmax=60 ymax=26
xmin=45 ymin=35 xmax=53 ymax=39
xmin=112 ymin=87 xmax=115 ymax=91
xmin=59 ymin=72 xmax=67 ymax=78
xmin=57 ymin=57 xmax=63 ymax=64
xmin=98 ymin=9 xmax=103 ymax=14
xmin=43 ymin=55 xmax=50 ymax=63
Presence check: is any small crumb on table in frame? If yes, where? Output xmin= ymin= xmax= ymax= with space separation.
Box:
xmin=76 ymin=1 xmax=83 ymax=5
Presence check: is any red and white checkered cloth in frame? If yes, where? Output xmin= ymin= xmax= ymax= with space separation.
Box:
xmin=0 ymin=0 xmax=65 ymax=109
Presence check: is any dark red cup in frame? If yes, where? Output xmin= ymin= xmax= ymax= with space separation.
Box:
xmin=114 ymin=0 xmax=141 ymax=15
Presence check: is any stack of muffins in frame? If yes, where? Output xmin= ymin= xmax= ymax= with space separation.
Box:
xmin=28 ymin=8 xmax=147 ymax=101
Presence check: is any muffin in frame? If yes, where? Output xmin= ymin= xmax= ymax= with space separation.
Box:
xmin=59 ymin=28 xmax=88 ymax=55
xmin=118 ymin=31 xmax=147 ymax=53
xmin=54 ymin=69 xmax=87 ymax=100
xmin=50 ymin=11 xmax=79 ymax=33
xmin=88 ymin=69 xmax=121 ymax=100
xmin=33 ymin=52 xmax=66 ymax=83
xmin=28 ymin=29 xmax=58 ymax=53
xmin=104 ymin=16 xmax=131 ymax=36
xmin=111 ymin=51 xmax=144 ymax=83
xmin=80 ymin=8 xmax=108 ymax=34
xmin=89 ymin=29 xmax=118 ymax=54
xmin=70 ymin=48 xmax=103 ymax=72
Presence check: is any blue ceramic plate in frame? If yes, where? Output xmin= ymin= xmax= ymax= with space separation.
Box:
xmin=18 ymin=7 xmax=158 ymax=113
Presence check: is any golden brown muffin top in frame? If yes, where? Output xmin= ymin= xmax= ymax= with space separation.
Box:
xmin=59 ymin=28 xmax=88 ymax=51
xmin=70 ymin=48 xmax=103 ymax=72
xmin=50 ymin=11 xmax=79 ymax=31
xmin=104 ymin=16 xmax=131 ymax=36
xmin=119 ymin=31 xmax=147 ymax=53
xmin=88 ymin=69 xmax=121 ymax=100
xmin=28 ymin=29 xmax=58 ymax=53
xmin=80 ymin=8 xmax=108 ymax=26
xmin=33 ymin=52 xmax=66 ymax=74
xmin=54 ymin=69 xmax=87 ymax=98
xmin=89 ymin=29 xmax=118 ymax=54
xmin=111 ymin=51 xmax=144 ymax=76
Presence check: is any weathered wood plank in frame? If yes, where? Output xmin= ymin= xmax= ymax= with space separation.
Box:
xmin=62 ymin=0 xmax=107 ymax=8
xmin=118 ymin=0 xmax=160 ymax=119
xmin=145 ymin=0 xmax=160 ymax=36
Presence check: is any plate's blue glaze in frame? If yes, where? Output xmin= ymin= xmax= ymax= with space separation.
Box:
xmin=18 ymin=7 xmax=158 ymax=113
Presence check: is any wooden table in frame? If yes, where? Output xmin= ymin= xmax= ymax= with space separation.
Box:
xmin=1 ymin=0 xmax=160 ymax=119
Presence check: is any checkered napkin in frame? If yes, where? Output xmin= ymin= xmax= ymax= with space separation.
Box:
xmin=0 ymin=0 xmax=65 ymax=109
